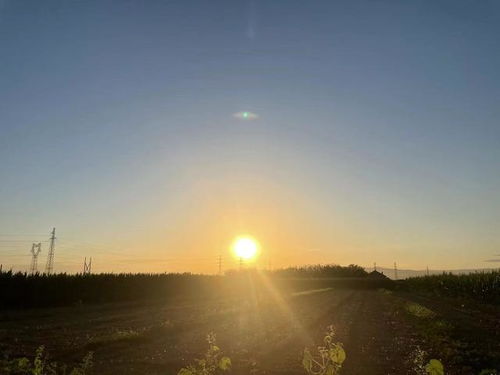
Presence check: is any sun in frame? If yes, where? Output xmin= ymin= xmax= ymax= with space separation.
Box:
xmin=232 ymin=236 xmax=259 ymax=260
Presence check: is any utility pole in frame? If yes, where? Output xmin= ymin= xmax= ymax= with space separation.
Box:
xmin=45 ymin=228 xmax=56 ymax=275
xmin=30 ymin=243 xmax=42 ymax=274
xmin=394 ymin=262 xmax=398 ymax=280
xmin=83 ymin=257 xmax=92 ymax=275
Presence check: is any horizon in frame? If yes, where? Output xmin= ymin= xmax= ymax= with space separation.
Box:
xmin=1 ymin=0 xmax=500 ymax=273
xmin=2 ymin=248 xmax=498 ymax=277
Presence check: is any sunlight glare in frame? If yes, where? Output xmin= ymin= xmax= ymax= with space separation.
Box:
xmin=232 ymin=236 xmax=259 ymax=260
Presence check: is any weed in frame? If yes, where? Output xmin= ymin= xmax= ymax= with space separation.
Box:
xmin=409 ymin=346 xmax=444 ymax=375
xmin=0 ymin=346 xmax=93 ymax=375
xmin=302 ymin=325 xmax=346 ymax=375
xmin=405 ymin=302 xmax=436 ymax=319
xmin=425 ymin=359 xmax=444 ymax=375
xmin=177 ymin=332 xmax=231 ymax=375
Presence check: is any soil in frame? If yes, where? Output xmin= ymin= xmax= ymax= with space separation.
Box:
xmin=0 ymin=289 xmax=498 ymax=374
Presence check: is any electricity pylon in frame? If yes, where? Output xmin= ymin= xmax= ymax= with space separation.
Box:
xmin=29 ymin=243 xmax=42 ymax=274
xmin=83 ymin=257 xmax=92 ymax=275
xmin=45 ymin=228 xmax=56 ymax=275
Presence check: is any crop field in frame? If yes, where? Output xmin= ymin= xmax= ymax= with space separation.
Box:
xmin=1 ymin=277 xmax=499 ymax=375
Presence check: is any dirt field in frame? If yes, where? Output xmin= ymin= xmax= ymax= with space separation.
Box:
xmin=0 ymin=288 xmax=498 ymax=374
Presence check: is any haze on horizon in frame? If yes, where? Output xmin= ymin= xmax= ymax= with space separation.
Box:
xmin=1 ymin=1 xmax=499 ymax=274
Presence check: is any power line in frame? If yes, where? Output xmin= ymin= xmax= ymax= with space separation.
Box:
xmin=0 ymin=239 xmax=44 ymax=242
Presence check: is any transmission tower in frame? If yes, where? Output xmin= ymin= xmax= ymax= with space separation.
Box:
xmin=83 ymin=257 xmax=92 ymax=275
xmin=393 ymin=262 xmax=398 ymax=280
xmin=29 ymin=243 xmax=42 ymax=274
xmin=45 ymin=228 xmax=56 ymax=275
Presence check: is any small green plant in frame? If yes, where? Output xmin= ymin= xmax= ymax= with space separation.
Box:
xmin=0 ymin=345 xmax=93 ymax=375
xmin=425 ymin=359 xmax=444 ymax=375
xmin=177 ymin=332 xmax=231 ymax=375
xmin=405 ymin=302 xmax=436 ymax=319
xmin=302 ymin=325 xmax=346 ymax=375
xmin=409 ymin=346 xmax=444 ymax=375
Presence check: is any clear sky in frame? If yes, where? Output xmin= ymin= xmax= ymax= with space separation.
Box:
xmin=1 ymin=0 xmax=499 ymax=273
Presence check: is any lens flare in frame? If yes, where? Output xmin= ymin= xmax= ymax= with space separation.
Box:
xmin=233 ymin=111 xmax=259 ymax=120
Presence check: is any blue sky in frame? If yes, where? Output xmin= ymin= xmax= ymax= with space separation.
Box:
xmin=1 ymin=1 xmax=499 ymax=273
